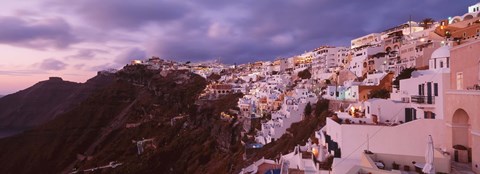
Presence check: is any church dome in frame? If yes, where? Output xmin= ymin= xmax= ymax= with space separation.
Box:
xmin=431 ymin=45 xmax=451 ymax=59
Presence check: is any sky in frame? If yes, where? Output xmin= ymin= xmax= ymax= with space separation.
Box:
xmin=0 ymin=0 xmax=477 ymax=95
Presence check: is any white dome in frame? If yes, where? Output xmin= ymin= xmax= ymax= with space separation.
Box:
xmin=431 ymin=45 xmax=451 ymax=59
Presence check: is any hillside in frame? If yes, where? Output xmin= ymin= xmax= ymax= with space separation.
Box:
xmin=0 ymin=65 xmax=245 ymax=174
xmin=0 ymin=73 xmax=114 ymax=130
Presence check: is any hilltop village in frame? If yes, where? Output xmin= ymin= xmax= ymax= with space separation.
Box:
xmin=126 ymin=3 xmax=480 ymax=174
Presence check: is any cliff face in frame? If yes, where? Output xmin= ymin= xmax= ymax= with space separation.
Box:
xmin=0 ymin=74 xmax=114 ymax=130
xmin=0 ymin=65 xmax=245 ymax=174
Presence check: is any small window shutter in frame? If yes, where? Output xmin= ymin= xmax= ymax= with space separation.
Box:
xmin=418 ymin=85 xmax=422 ymax=95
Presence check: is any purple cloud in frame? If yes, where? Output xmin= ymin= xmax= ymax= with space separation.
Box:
xmin=38 ymin=58 xmax=68 ymax=71
xmin=0 ymin=16 xmax=78 ymax=49
xmin=65 ymin=48 xmax=108 ymax=60
xmin=50 ymin=0 xmax=190 ymax=30
xmin=44 ymin=0 xmax=477 ymax=64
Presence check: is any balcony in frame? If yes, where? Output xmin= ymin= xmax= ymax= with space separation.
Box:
xmin=410 ymin=95 xmax=434 ymax=104
xmin=466 ymin=84 xmax=480 ymax=91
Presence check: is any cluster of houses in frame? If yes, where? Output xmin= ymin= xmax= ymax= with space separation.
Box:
xmin=130 ymin=57 xmax=229 ymax=78
xmin=239 ymin=2 xmax=480 ymax=174
xmin=125 ymin=3 xmax=480 ymax=173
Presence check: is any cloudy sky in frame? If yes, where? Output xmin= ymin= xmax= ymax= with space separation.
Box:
xmin=0 ymin=0 xmax=476 ymax=94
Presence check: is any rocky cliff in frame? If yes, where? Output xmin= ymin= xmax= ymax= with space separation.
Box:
xmin=0 ymin=73 xmax=114 ymax=130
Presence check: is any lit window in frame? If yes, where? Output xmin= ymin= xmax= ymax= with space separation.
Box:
xmin=456 ymin=72 xmax=464 ymax=90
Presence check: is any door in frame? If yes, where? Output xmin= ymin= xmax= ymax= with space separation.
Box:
xmin=405 ymin=108 xmax=416 ymax=122
xmin=405 ymin=108 xmax=412 ymax=122
xmin=427 ymin=82 xmax=432 ymax=104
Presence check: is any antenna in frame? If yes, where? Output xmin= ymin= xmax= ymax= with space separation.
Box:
xmin=409 ymin=15 xmax=412 ymax=35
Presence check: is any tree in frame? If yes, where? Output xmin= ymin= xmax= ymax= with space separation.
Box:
xmin=207 ymin=73 xmax=221 ymax=81
xmin=393 ymin=68 xmax=416 ymax=89
xmin=314 ymin=99 xmax=330 ymax=125
xmin=315 ymin=99 xmax=329 ymax=117
xmin=298 ymin=69 xmax=312 ymax=79
xmin=368 ymin=88 xmax=390 ymax=99
xmin=420 ymin=18 xmax=435 ymax=29
xmin=304 ymin=102 xmax=312 ymax=116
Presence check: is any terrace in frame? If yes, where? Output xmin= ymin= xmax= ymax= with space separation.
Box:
xmin=410 ymin=95 xmax=435 ymax=104
xmin=351 ymin=150 xmax=451 ymax=174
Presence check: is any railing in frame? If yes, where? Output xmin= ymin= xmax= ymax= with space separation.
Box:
xmin=466 ymin=84 xmax=480 ymax=90
xmin=410 ymin=95 xmax=435 ymax=104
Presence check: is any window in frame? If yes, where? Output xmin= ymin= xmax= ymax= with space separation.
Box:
xmin=421 ymin=84 xmax=425 ymax=95
xmin=434 ymin=83 xmax=438 ymax=96
xmin=440 ymin=61 xmax=444 ymax=68
xmin=424 ymin=111 xmax=436 ymax=119
xmin=457 ymin=72 xmax=464 ymax=90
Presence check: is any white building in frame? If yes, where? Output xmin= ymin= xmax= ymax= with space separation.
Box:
xmin=468 ymin=2 xmax=480 ymax=13
xmin=348 ymin=46 xmax=383 ymax=77
xmin=320 ymin=45 xmax=454 ymax=173
xmin=364 ymin=98 xmax=408 ymax=123
xmin=351 ymin=33 xmax=381 ymax=49
xmin=390 ymin=45 xmax=451 ymax=120
xmin=312 ymin=47 xmax=348 ymax=75
xmin=255 ymin=88 xmax=317 ymax=144
xmin=321 ymin=117 xmax=450 ymax=173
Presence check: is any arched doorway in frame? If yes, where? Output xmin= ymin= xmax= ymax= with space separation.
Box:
xmin=464 ymin=15 xmax=474 ymax=21
xmin=452 ymin=109 xmax=471 ymax=163
xmin=393 ymin=45 xmax=400 ymax=52
xmin=386 ymin=47 xmax=392 ymax=53
xmin=452 ymin=109 xmax=470 ymax=146
xmin=452 ymin=18 xmax=461 ymax=24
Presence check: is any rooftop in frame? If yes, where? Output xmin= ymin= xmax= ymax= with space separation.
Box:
xmin=431 ymin=45 xmax=451 ymax=59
